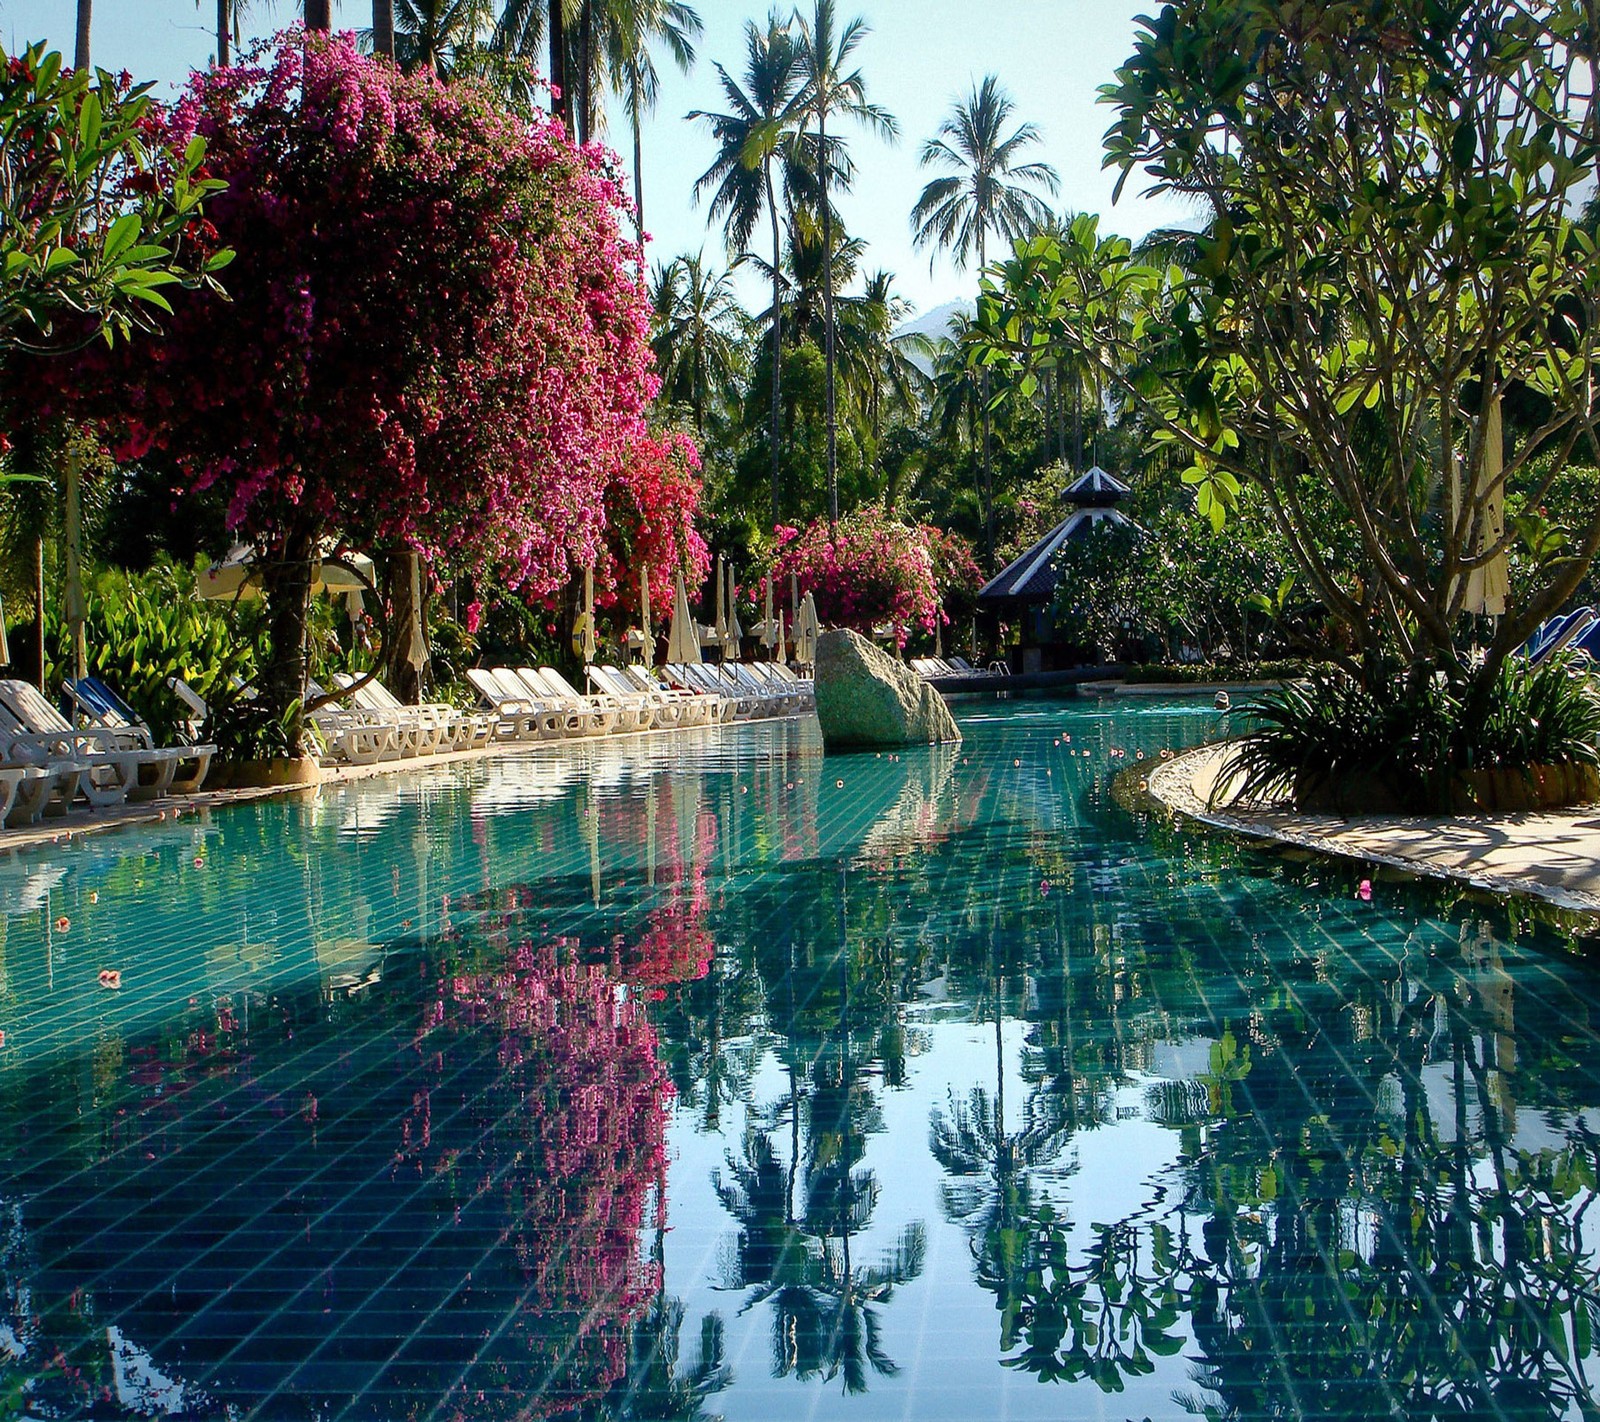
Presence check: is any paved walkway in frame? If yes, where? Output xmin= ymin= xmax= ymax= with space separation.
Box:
xmin=1148 ymin=744 xmax=1600 ymax=914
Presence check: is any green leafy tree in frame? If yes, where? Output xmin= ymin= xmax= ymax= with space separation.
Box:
xmin=912 ymin=75 xmax=1057 ymax=566
xmin=0 ymin=45 xmax=229 ymax=356
xmin=689 ymin=15 xmax=810 ymax=529
xmin=649 ymin=252 xmax=748 ymax=436
xmin=791 ymin=0 xmax=896 ymax=527
xmin=976 ymin=0 xmax=1600 ymax=709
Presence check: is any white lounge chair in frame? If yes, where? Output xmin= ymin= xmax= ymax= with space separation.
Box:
xmin=327 ymin=674 xmax=448 ymax=758
xmin=0 ymin=679 xmax=158 ymax=806
xmin=465 ymin=668 xmax=569 ymax=741
xmin=64 ymin=676 xmax=215 ymax=793
xmin=589 ymin=664 xmax=687 ymax=729
xmin=511 ymin=668 xmax=622 ymax=737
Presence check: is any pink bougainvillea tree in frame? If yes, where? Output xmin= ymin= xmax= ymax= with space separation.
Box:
xmin=65 ymin=31 xmax=699 ymax=747
xmin=771 ymin=503 xmax=978 ymax=648
xmin=594 ymin=428 xmax=710 ymax=627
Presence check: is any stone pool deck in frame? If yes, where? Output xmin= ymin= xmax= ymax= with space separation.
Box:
xmin=1149 ymin=744 xmax=1600 ymax=914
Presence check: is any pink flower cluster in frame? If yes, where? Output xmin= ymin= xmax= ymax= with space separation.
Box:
xmin=65 ymin=30 xmax=699 ymax=598
xmin=772 ymin=503 xmax=976 ymax=648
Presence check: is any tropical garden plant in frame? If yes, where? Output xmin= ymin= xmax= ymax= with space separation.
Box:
xmin=58 ymin=31 xmax=700 ymax=752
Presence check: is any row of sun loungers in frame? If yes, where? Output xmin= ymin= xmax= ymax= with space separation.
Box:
xmin=910 ymin=656 xmax=1007 ymax=680
xmin=294 ymin=661 xmax=813 ymax=768
xmin=0 ymin=676 xmax=217 ymax=829
xmin=0 ymin=656 xmax=818 ymax=828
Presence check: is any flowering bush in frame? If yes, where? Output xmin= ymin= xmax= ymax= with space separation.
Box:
xmin=61 ymin=31 xmax=697 ymax=741
xmin=595 ymin=428 xmax=710 ymax=622
xmin=771 ymin=503 xmax=948 ymax=647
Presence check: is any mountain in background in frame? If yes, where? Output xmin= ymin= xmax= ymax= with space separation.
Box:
xmin=895 ymin=299 xmax=970 ymax=375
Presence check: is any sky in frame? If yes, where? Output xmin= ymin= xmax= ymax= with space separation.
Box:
xmin=0 ymin=0 xmax=1199 ymax=317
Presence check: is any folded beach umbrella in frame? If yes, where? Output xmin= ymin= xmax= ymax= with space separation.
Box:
xmin=726 ymin=562 xmax=743 ymax=652
xmin=667 ymin=571 xmax=702 ymax=665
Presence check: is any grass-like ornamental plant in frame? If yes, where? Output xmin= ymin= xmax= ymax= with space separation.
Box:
xmin=1216 ymin=656 xmax=1600 ymax=815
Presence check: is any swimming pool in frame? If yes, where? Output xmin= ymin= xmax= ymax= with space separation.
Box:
xmin=1 ymin=695 xmax=1597 ymax=1419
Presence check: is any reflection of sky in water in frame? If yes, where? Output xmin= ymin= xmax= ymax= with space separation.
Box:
xmin=0 ymin=693 xmax=1597 ymax=1419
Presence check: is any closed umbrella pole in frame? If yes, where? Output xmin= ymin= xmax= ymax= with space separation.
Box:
xmin=0 ymin=595 xmax=10 ymax=668
xmin=64 ymin=448 xmax=87 ymax=682
xmin=763 ymin=574 xmax=775 ymax=656
xmin=582 ymin=565 xmax=597 ymax=665
xmin=726 ymin=562 xmax=742 ymax=655
xmin=714 ymin=553 xmax=727 ymax=648
xmin=640 ymin=565 xmax=652 ymax=663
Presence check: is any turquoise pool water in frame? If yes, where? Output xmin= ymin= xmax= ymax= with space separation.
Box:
xmin=1 ymin=696 xmax=1599 ymax=1420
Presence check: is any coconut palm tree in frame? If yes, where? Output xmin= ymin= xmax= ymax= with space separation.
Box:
xmin=305 ymin=0 xmax=331 ymax=30
xmin=495 ymin=0 xmax=573 ymax=127
xmin=604 ymin=0 xmax=703 ymax=242
xmin=649 ymin=253 xmax=748 ymax=436
xmin=689 ymin=15 xmax=809 ymax=530
xmin=373 ymin=0 xmax=396 ymax=58
xmin=911 ymin=75 xmax=1057 ymax=567
xmin=392 ymin=0 xmax=491 ymax=74
xmin=791 ymin=0 xmax=896 ymax=529
xmin=835 ymin=269 xmax=926 ymax=449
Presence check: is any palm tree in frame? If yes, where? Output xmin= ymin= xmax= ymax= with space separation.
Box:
xmin=911 ymin=74 xmax=1058 ymax=568
xmin=305 ymin=0 xmax=331 ymax=30
xmin=391 ymin=0 xmax=490 ymax=74
xmin=495 ymin=0 xmax=572 ymax=127
xmin=835 ymin=269 xmax=926 ymax=452
xmin=604 ymin=0 xmax=703 ymax=242
xmin=791 ymin=0 xmax=896 ymax=529
xmin=689 ymin=15 xmax=809 ymax=530
xmin=74 ymin=0 xmax=91 ymax=67
xmin=649 ymin=253 xmax=748 ymax=436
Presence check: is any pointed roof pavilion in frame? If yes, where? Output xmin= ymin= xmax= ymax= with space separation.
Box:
xmin=977 ymin=467 xmax=1135 ymax=605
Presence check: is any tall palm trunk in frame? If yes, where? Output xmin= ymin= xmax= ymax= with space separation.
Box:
xmin=577 ymin=0 xmax=593 ymax=145
xmin=548 ymin=0 xmax=568 ymax=129
xmin=74 ymin=0 xmax=91 ymax=68
xmin=819 ymin=111 xmax=840 ymax=529
xmin=977 ymin=230 xmax=994 ymax=569
xmin=372 ymin=0 xmax=395 ymax=59
xmin=216 ymin=0 xmax=230 ymax=65
xmin=765 ymin=162 xmax=784 ymax=532
xmin=629 ymin=57 xmax=646 ymax=245
xmin=304 ymin=0 xmax=332 ymax=30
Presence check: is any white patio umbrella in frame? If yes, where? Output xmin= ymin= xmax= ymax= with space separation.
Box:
xmin=794 ymin=591 xmax=820 ymax=665
xmin=934 ymin=613 xmax=943 ymax=659
xmin=403 ymin=552 xmax=428 ymax=673
xmin=667 ymin=570 xmax=701 ymax=664
xmin=713 ymin=553 xmax=727 ymax=649
xmin=199 ymin=542 xmax=377 ymax=601
xmin=761 ymin=574 xmax=777 ymax=655
xmin=582 ymin=565 xmax=597 ymax=665
xmin=726 ymin=562 xmax=743 ymax=654
xmin=640 ymin=565 xmax=652 ymax=660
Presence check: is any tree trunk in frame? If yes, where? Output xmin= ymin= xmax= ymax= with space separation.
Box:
xmin=386 ymin=551 xmax=422 ymax=703
xmin=630 ymin=59 xmax=646 ymax=245
xmin=819 ymin=112 xmax=839 ymax=529
xmin=766 ymin=161 xmax=784 ymax=533
xmin=74 ymin=0 xmax=91 ymax=68
xmin=261 ymin=522 xmax=321 ymax=757
xmin=216 ymin=0 xmax=230 ymax=65
xmin=548 ymin=0 xmax=568 ymax=129
xmin=577 ymin=0 xmax=593 ymax=146
xmin=371 ymin=0 xmax=395 ymax=59
xmin=977 ymin=232 xmax=994 ymax=569
xmin=304 ymin=0 xmax=332 ymax=31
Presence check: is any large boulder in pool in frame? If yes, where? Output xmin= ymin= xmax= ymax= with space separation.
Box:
xmin=814 ymin=627 xmax=962 ymax=750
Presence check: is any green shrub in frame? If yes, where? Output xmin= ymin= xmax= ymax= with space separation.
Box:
xmin=1124 ymin=660 xmax=1316 ymax=685
xmin=39 ymin=563 xmax=261 ymax=744
xmin=1216 ymin=655 xmax=1600 ymax=813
